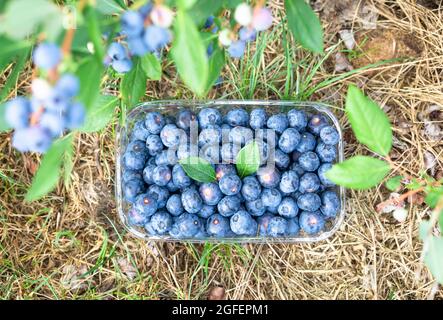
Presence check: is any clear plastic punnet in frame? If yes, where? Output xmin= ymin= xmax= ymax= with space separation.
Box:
xmin=116 ymin=100 xmax=345 ymax=243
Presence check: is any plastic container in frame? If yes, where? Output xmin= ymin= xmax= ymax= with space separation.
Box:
xmin=116 ymin=100 xmax=345 ymax=243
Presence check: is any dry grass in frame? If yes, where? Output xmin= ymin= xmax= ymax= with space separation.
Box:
xmin=1 ymin=0 xmax=442 ymax=299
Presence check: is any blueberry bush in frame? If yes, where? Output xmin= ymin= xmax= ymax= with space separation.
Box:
xmin=326 ymin=85 xmax=443 ymax=286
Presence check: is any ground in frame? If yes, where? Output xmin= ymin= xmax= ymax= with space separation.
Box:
xmin=1 ymin=0 xmax=442 ymax=299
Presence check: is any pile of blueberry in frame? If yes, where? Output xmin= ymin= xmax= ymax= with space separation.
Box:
xmin=121 ymin=106 xmax=341 ymax=239
xmin=4 ymin=43 xmax=85 ymax=153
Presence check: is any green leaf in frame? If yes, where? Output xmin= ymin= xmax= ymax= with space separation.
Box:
xmin=419 ymin=220 xmax=433 ymax=241
xmin=284 ymin=0 xmax=324 ymax=54
xmin=346 ymin=85 xmax=393 ymax=156
xmin=121 ymin=56 xmax=147 ymax=108
xmin=76 ymin=57 xmax=104 ymax=110
xmin=25 ymin=135 xmax=73 ymax=202
xmin=236 ymin=142 xmax=260 ymax=178
xmin=63 ymin=139 xmax=74 ymax=186
xmin=84 ymin=5 xmax=105 ymax=61
xmin=0 ymin=0 xmax=63 ymax=41
xmin=223 ymin=0 xmax=242 ymax=9
xmin=171 ymin=10 xmax=209 ymax=96
xmin=325 ymin=155 xmax=391 ymax=190
xmin=179 ymin=156 xmax=216 ymax=183
xmin=0 ymin=103 xmax=11 ymax=132
xmin=177 ymin=0 xmax=198 ymax=9
xmin=0 ymin=45 xmax=31 ymax=101
xmin=141 ymin=54 xmax=162 ymax=81
xmin=205 ymin=46 xmax=225 ymax=92
xmin=0 ymin=35 xmax=31 ymax=71
xmin=385 ymin=175 xmax=402 ymax=191
xmin=406 ymin=179 xmax=422 ymax=190
xmin=423 ymin=235 xmax=443 ymax=285
xmin=190 ymin=0 xmax=224 ymax=26
xmin=425 ymin=186 xmax=443 ymax=209
xmin=439 ymin=210 xmax=443 ymax=232
xmin=96 ymin=0 xmax=126 ymax=14
xmin=80 ymin=95 xmax=119 ymax=132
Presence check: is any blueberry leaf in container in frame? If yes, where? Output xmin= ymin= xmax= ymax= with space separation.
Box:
xmin=179 ymin=156 xmax=216 ymax=182
xmin=345 ymin=85 xmax=392 ymax=156
xmin=236 ymin=142 xmax=260 ymax=178
xmin=325 ymin=155 xmax=390 ymax=190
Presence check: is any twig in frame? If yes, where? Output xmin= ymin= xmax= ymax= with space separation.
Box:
xmin=376 ymin=187 xmax=425 ymax=212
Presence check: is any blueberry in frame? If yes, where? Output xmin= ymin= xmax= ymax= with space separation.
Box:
xmin=241 ymin=176 xmax=262 ymax=201
xmin=145 ymin=134 xmax=163 ymax=156
xmin=251 ymin=7 xmax=273 ymax=31
xmin=123 ymin=151 xmax=145 ymax=170
xmin=268 ymin=217 xmax=288 ymax=237
xmin=228 ymin=40 xmax=246 ymax=58
xmin=257 ymin=214 xmax=273 ymax=236
xmin=177 ymin=143 xmax=198 ymax=160
xmin=278 ymin=197 xmax=299 ymax=218
xmin=181 ymin=187 xmax=203 ymax=214
xmin=239 ymin=27 xmax=257 ymax=42
xmin=299 ymin=173 xmax=320 ymax=193
xmin=221 ymin=143 xmax=241 ymax=164
xmin=217 ymin=195 xmax=241 ymax=217
xmin=142 ymin=164 xmax=156 ymax=184
xmin=121 ymin=10 xmax=144 ymax=37
xmin=39 ymin=112 xmax=65 ymax=137
xmin=155 ymin=149 xmax=178 ymax=166
xmin=287 ymin=218 xmax=300 ymax=236
xmin=152 ymin=165 xmax=172 ymax=186
xmin=127 ymin=139 xmax=147 ymax=155
xmin=316 ymin=142 xmax=337 ymax=163
xmin=33 ymin=42 xmax=61 ymax=70
xmin=256 ymin=141 xmax=270 ymax=164
xmin=278 ymin=128 xmax=301 ymax=154
xmin=198 ymin=108 xmax=222 ymax=129
xmin=195 ymin=220 xmax=209 ymax=238
xmin=143 ymin=26 xmax=171 ymax=52
xmin=123 ymin=179 xmax=144 ymax=203
xmin=290 ymin=163 xmax=305 ymax=176
xmin=207 ymin=214 xmax=232 ymax=237
xmin=298 ymin=151 xmax=320 ymax=172
xmin=230 ymin=210 xmax=258 ymax=236
xmin=128 ymin=207 xmax=150 ymax=226
xmin=123 ymin=169 xmax=143 ymax=182
xmin=320 ymin=126 xmax=339 ymax=145
xmin=204 ymin=15 xmax=215 ymax=29
xmin=288 ymin=109 xmax=307 ymax=130
xmin=255 ymin=128 xmax=278 ymax=147
xmin=145 ymin=112 xmax=165 ymax=134
xmin=225 ymin=108 xmax=249 ymax=127
xmin=274 ymin=149 xmax=290 ymax=170
xmin=160 ymin=124 xmax=184 ymax=148
xmin=112 ymin=58 xmax=133 ymax=73
xmin=295 ymin=132 xmax=316 ymax=153
xmin=267 ymin=114 xmax=288 ymax=134
xmin=279 ymin=170 xmax=299 ymax=194
xmin=308 ymin=114 xmax=329 ymax=135
xmin=128 ymin=37 xmax=149 ymax=56
xmin=249 ymin=108 xmax=267 ymax=129
xmin=219 ymin=174 xmax=242 ymax=196
xmin=170 ymin=213 xmax=201 ymax=238
xmin=134 ymin=193 xmax=158 ymax=217
xmin=5 ymin=97 xmax=31 ymax=129
xmin=11 ymin=126 xmax=52 ymax=153
xmin=172 ymin=164 xmax=192 ymax=189
xmin=261 ymin=188 xmax=282 ymax=208
xmin=318 ymin=163 xmax=335 ymax=187
xmin=166 ymin=194 xmax=184 ymax=216
xmin=164 ymin=115 xmax=175 ymax=125
xmin=146 ymin=157 xmax=157 ymax=166
xmin=257 ymin=167 xmax=281 ymax=188
xmin=55 ymin=73 xmax=79 ymax=98
xmin=215 ymin=164 xmax=237 ymax=181
xmin=199 ymin=126 xmax=222 ymax=146
xmin=320 ymin=190 xmax=340 ymax=218
xmin=148 ymin=211 xmax=172 ymax=234
xmin=200 ymin=144 xmax=221 ymax=163
xmin=198 ymin=205 xmax=216 ymax=218
xmin=176 ymin=109 xmax=196 ymax=131
xmin=229 ymin=126 xmax=253 ymax=146
xmin=144 ymin=219 xmax=158 ymax=236
xmin=147 ymin=185 xmax=169 ymax=208
xmin=299 ymin=211 xmax=325 ymax=235
xmin=166 ymin=180 xmax=179 ymax=192
xmin=199 ymin=183 xmax=223 ymax=205
xmin=131 ymin=120 xmax=150 ymax=141
xmin=245 ymin=198 xmax=266 ymax=216
xmin=267 ymin=205 xmax=279 ymax=214
xmin=296 ymin=193 xmax=321 ymax=212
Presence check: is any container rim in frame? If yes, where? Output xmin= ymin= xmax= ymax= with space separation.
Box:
xmin=115 ymin=100 xmax=346 ymax=244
